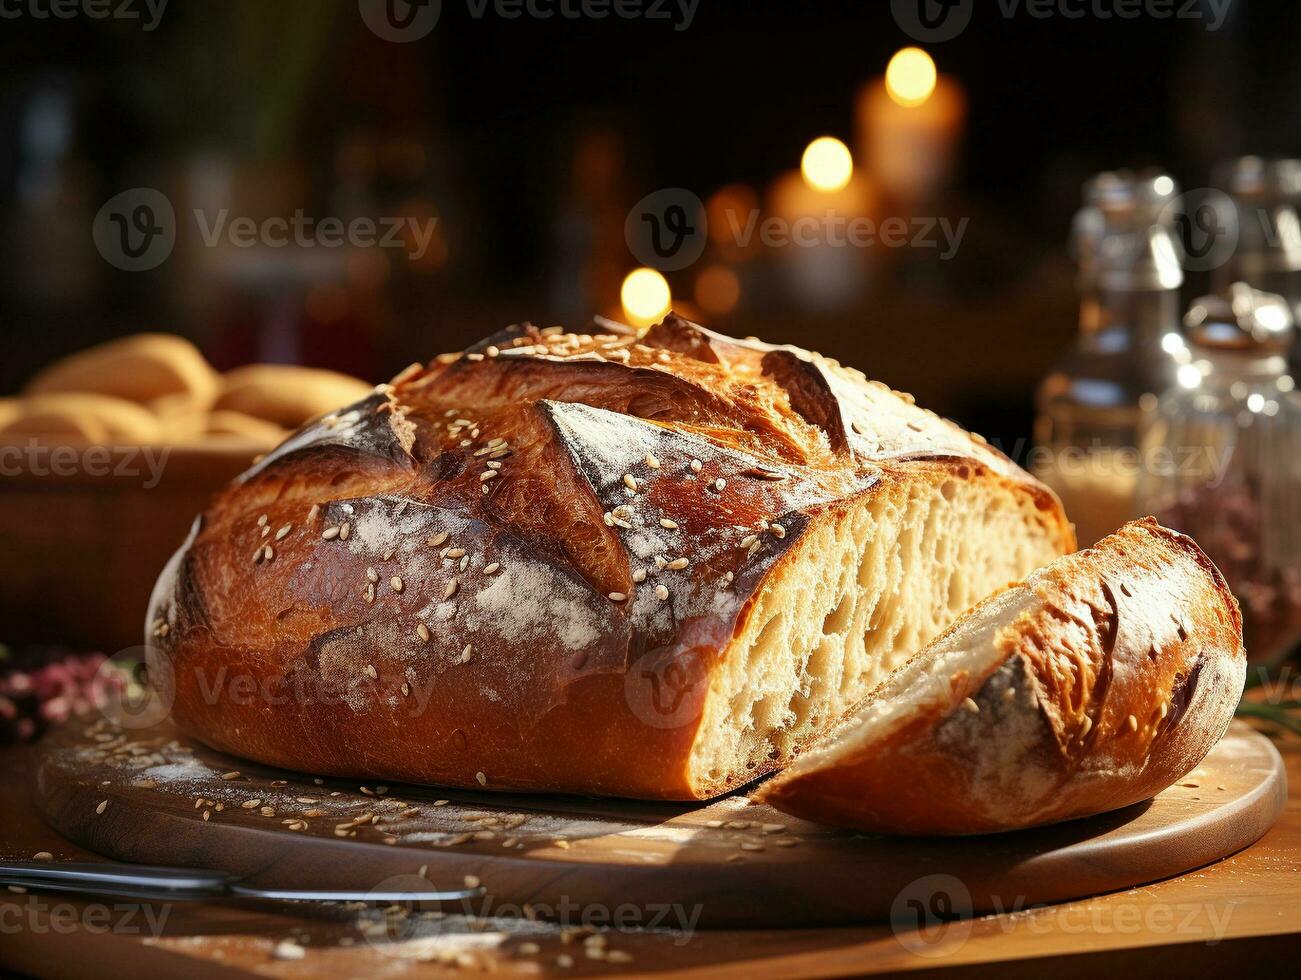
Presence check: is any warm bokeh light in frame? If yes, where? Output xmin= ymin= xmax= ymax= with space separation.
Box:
xmin=800 ymin=137 xmax=853 ymax=193
xmin=706 ymin=183 xmax=759 ymax=249
xmin=621 ymin=267 xmax=671 ymax=327
xmin=695 ymin=265 xmax=740 ymax=316
xmin=885 ymin=47 xmax=937 ymax=107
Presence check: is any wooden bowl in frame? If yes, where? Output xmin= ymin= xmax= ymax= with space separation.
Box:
xmin=0 ymin=441 xmax=257 ymax=651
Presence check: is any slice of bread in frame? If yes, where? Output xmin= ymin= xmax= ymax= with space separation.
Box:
xmin=757 ymin=518 xmax=1246 ymax=833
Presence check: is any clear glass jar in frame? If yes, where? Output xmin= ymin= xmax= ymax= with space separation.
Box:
xmin=1136 ymin=284 xmax=1301 ymax=665
xmin=1035 ymin=171 xmax=1185 ymax=547
xmin=1212 ymin=157 xmax=1301 ymax=377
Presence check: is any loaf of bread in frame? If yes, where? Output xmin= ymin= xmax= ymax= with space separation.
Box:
xmin=146 ymin=317 xmax=1073 ymax=800
xmin=757 ymin=518 xmax=1246 ymax=833
xmin=215 ymin=364 xmax=375 ymax=428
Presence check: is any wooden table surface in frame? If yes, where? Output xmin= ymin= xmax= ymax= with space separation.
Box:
xmin=2 ymin=723 xmax=1299 ymax=979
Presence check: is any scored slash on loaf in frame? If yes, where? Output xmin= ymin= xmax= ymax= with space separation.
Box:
xmin=146 ymin=315 xmax=1073 ymax=801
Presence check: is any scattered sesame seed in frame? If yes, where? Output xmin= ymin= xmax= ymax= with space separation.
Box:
xmin=390 ymin=576 xmax=404 ymax=593
xmin=95 ymin=800 xmax=108 ymax=815
xmin=365 ymin=664 xmax=378 ymax=679
xmin=632 ymin=569 xmax=647 ymax=583
xmin=484 ymin=562 xmax=500 ymax=575
xmin=241 ymin=799 xmax=261 ymax=809
xmin=460 ymin=645 xmax=474 ymax=664
xmin=464 ymin=874 xmax=481 ymax=888
xmin=1126 ymin=714 xmax=1138 ymax=732
xmin=1080 ymin=715 xmax=1094 ymax=737
xmin=428 ymin=532 xmax=449 ymax=547
xmin=660 ymin=518 xmax=678 ymax=529
xmin=740 ymin=534 xmax=758 ymax=549
xmin=221 ymin=771 xmax=241 ymax=780
xmin=476 ymin=772 xmax=487 ymax=786
xmin=444 ymin=578 xmax=460 ymax=600
xmin=623 ymin=474 xmax=638 ymax=492
xmin=769 ymin=522 xmax=786 ymax=538
xmin=480 ymin=470 xmax=499 ymax=482
xmin=306 ymin=504 xmax=320 ymax=523
xmin=961 ymin=697 xmax=979 ymax=714
xmin=645 ymin=453 xmax=660 ymax=469
xmin=273 ymin=940 xmax=306 ymax=961
xmin=417 ymin=623 xmax=431 ymax=643
xmin=262 ymin=545 xmax=274 ymax=562
xmin=257 ymin=514 xmax=268 ymax=527
xmin=665 ymin=557 xmax=689 ymax=570
xmin=275 ymin=524 xmax=292 ymax=540
xmin=366 ymin=567 xmax=379 ymax=584
xmin=446 ymin=548 xmax=466 ymax=559
xmin=689 ymin=459 xmax=702 ymax=473
xmin=339 ymin=522 xmax=351 ymax=541
xmin=712 ymin=478 xmax=726 ymax=492
xmin=608 ymin=592 xmax=627 ymax=602
xmin=33 ymin=851 xmax=53 ymax=861
xmin=655 ymin=584 xmax=670 ymax=601
xmin=322 ymin=526 xmax=340 ymax=541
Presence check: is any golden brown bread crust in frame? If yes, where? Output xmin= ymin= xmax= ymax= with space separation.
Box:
xmin=145 ymin=316 xmax=1073 ymax=800
xmin=757 ymin=518 xmax=1246 ymax=833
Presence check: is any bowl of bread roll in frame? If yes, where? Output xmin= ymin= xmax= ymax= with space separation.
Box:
xmin=0 ymin=333 xmax=373 ymax=650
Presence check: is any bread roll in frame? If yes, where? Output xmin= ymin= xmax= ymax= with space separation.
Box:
xmin=757 ymin=519 xmax=1245 ymax=833
xmin=215 ymin=365 xmax=374 ymax=428
xmin=146 ymin=317 xmax=1072 ymax=800
xmin=0 ymin=394 xmax=162 ymax=444
xmin=26 ymin=333 xmax=218 ymax=408
xmin=204 ymin=410 xmax=288 ymax=445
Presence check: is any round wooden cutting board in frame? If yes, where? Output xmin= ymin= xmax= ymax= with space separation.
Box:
xmin=31 ymin=719 xmax=1286 ymax=928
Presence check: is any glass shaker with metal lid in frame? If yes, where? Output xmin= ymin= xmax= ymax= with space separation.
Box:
xmin=1136 ymin=283 xmax=1301 ymax=665
xmin=1035 ymin=170 xmax=1186 ymax=547
xmin=1213 ymin=157 xmax=1301 ymax=373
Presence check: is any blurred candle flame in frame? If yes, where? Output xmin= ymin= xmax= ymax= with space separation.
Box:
xmin=621 ymin=267 xmax=671 ymax=327
xmin=800 ymin=136 xmax=853 ymax=193
xmin=885 ymin=47 xmax=937 ymax=107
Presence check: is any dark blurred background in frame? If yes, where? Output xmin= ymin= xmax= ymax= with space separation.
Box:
xmin=1 ymin=0 xmax=1297 ymax=451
